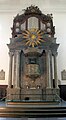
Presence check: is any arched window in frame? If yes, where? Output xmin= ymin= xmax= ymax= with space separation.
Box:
xmin=28 ymin=17 xmax=38 ymax=29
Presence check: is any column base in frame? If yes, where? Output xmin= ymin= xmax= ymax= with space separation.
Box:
xmin=42 ymin=88 xmax=60 ymax=101
xmin=7 ymin=87 xmax=60 ymax=102
xmin=7 ymin=87 xmax=20 ymax=101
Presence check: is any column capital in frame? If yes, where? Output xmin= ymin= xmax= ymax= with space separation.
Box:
xmin=45 ymin=50 xmax=48 ymax=53
xmin=8 ymin=52 xmax=14 ymax=56
xmin=14 ymin=50 xmax=21 ymax=56
xmin=52 ymin=51 xmax=58 ymax=56
xmin=15 ymin=50 xmax=21 ymax=53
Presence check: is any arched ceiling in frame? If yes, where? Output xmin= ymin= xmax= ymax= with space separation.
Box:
xmin=0 ymin=0 xmax=66 ymax=13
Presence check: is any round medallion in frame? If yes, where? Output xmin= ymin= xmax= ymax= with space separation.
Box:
xmin=15 ymin=28 xmax=20 ymax=33
xmin=23 ymin=28 xmax=44 ymax=47
xmin=47 ymin=22 xmax=51 ymax=27
xmin=47 ymin=28 xmax=51 ymax=33
xmin=16 ymin=22 xmax=19 ymax=27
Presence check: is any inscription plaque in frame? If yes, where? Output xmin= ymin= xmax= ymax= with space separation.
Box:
xmin=61 ymin=70 xmax=66 ymax=80
xmin=0 ymin=69 xmax=5 ymax=80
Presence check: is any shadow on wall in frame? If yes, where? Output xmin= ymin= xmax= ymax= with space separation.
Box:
xmin=59 ymin=85 xmax=66 ymax=101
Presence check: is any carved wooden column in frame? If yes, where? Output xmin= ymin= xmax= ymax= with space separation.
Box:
xmin=15 ymin=50 xmax=21 ymax=88
xmin=8 ymin=52 xmax=13 ymax=88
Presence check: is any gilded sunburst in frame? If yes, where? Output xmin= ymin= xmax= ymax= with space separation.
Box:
xmin=23 ymin=28 xmax=44 ymax=47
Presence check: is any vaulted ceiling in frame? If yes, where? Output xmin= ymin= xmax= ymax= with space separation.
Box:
xmin=0 ymin=0 xmax=66 ymax=13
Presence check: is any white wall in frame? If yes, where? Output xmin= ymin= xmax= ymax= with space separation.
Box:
xmin=0 ymin=0 xmax=66 ymax=84
xmin=53 ymin=13 xmax=66 ymax=81
xmin=0 ymin=13 xmax=14 ymax=84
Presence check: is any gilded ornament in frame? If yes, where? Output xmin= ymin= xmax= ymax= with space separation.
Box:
xmin=23 ymin=28 xmax=44 ymax=47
